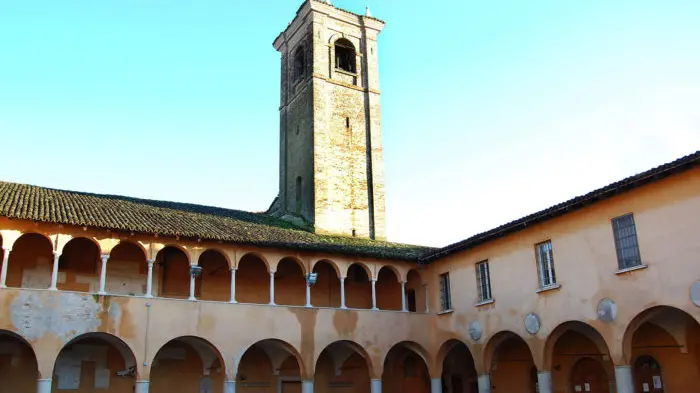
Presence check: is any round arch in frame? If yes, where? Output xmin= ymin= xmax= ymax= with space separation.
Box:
xmin=483 ymin=330 xmax=537 ymax=373
xmin=436 ymin=339 xmax=479 ymax=393
xmin=0 ymin=329 xmax=39 ymax=388
xmin=6 ymin=232 xmax=55 ymax=289
xmin=344 ymin=262 xmax=372 ymax=280
xmin=277 ymin=256 xmax=307 ymax=276
xmin=315 ymin=340 xmax=375 ymax=379
xmin=434 ymin=338 xmax=478 ymax=375
xmin=151 ymin=336 xmax=228 ymax=392
xmin=157 ymin=244 xmax=191 ymax=265
xmin=377 ymin=264 xmax=401 ymax=282
xmin=200 ymin=248 xmax=232 ymax=269
xmin=110 ymin=241 xmax=147 ymax=260
xmin=235 ymin=338 xmax=306 ymax=380
xmin=238 ymin=252 xmax=271 ymax=272
xmin=383 ymin=341 xmax=431 ymax=393
xmin=542 ymin=321 xmax=613 ymax=370
xmin=64 ymin=236 xmax=103 ymax=255
xmin=311 ymin=259 xmax=341 ymax=278
xmin=383 ymin=341 xmax=431 ymax=372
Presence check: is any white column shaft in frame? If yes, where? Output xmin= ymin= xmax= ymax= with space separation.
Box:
xmin=224 ymin=380 xmax=236 ymax=393
xmin=0 ymin=247 xmax=10 ymax=288
xmin=305 ymin=281 xmax=312 ymax=307
xmin=49 ymin=253 xmax=60 ymax=290
xmin=340 ymin=277 xmax=347 ymax=309
xmin=370 ymin=379 xmax=381 ymax=393
xmin=478 ymin=374 xmax=491 ymax=393
xmin=430 ymin=378 xmax=442 ymax=393
xmin=230 ymin=268 xmax=237 ymax=303
xmin=301 ymin=380 xmax=313 ymax=393
xmin=188 ymin=273 xmax=196 ymax=300
xmin=145 ymin=260 xmax=154 ymax=298
xmin=615 ymin=365 xmax=634 ymax=393
xmin=98 ymin=255 xmax=108 ymax=294
xmin=36 ymin=379 xmax=52 ymax=393
xmin=537 ymin=371 xmax=553 ymax=393
xmin=269 ymin=271 xmax=275 ymax=305
xmin=401 ymin=281 xmax=407 ymax=311
xmin=371 ymin=278 xmax=378 ymax=310
xmin=135 ymin=380 xmax=150 ymax=393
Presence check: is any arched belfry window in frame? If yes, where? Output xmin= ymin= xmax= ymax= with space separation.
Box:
xmin=334 ymin=38 xmax=356 ymax=73
xmin=293 ymin=46 xmax=305 ymax=82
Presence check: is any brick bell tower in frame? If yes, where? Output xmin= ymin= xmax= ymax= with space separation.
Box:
xmin=269 ymin=0 xmax=386 ymax=240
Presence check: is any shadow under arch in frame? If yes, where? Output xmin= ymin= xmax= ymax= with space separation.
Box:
xmin=383 ymin=341 xmax=431 ymax=393
xmin=235 ymin=338 xmax=307 ymax=380
xmin=0 ymin=329 xmax=39 ymax=386
xmin=151 ymin=336 xmax=227 ymax=393
xmin=542 ymin=321 xmax=613 ymax=370
xmin=435 ymin=338 xmax=479 ymax=392
xmin=315 ymin=340 xmax=375 ymax=388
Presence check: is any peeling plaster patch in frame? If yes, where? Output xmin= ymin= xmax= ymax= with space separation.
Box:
xmin=108 ymin=301 xmax=122 ymax=334
xmin=11 ymin=292 xmax=103 ymax=341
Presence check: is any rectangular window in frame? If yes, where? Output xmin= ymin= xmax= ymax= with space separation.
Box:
xmin=612 ymin=213 xmax=642 ymax=269
xmin=535 ymin=240 xmax=557 ymax=288
xmin=475 ymin=261 xmax=492 ymax=302
xmin=439 ymin=272 xmax=452 ymax=311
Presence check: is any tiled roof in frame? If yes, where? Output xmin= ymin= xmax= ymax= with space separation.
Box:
xmin=422 ymin=150 xmax=700 ymax=263
xmin=0 ymin=182 xmax=434 ymax=261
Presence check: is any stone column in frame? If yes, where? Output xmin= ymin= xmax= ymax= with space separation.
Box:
xmin=371 ymin=278 xmax=378 ymax=310
xmin=537 ymin=371 xmax=553 ymax=393
xmin=301 ymin=380 xmax=313 ymax=393
xmin=269 ymin=271 xmax=276 ymax=305
xmin=430 ymin=378 xmax=442 ymax=393
xmin=98 ymin=254 xmax=109 ymax=295
xmin=229 ymin=268 xmax=237 ymax=303
xmin=145 ymin=260 xmax=154 ymax=298
xmin=615 ymin=365 xmax=634 ymax=393
xmin=49 ymin=252 xmax=61 ymax=290
xmin=423 ymin=284 xmax=429 ymax=313
xmin=305 ymin=279 xmax=312 ymax=308
xmin=0 ymin=247 xmax=10 ymax=288
xmin=224 ymin=380 xmax=236 ymax=393
xmin=401 ymin=281 xmax=407 ymax=312
xmin=477 ymin=375 xmax=491 ymax=393
xmin=36 ymin=378 xmax=52 ymax=393
xmin=370 ymin=379 xmax=381 ymax=393
xmin=188 ymin=268 xmax=197 ymax=301
xmin=134 ymin=380 xmax=149 ymax=393
xmin=340 ymin=276 xmax=347 ymax=309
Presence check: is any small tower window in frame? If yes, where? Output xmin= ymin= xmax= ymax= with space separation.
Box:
xmin=295 ymin=176 xmax=302 ymax=214
xmin=293 ymin=46 xmax=305 ymax=82
xmin=334 ymin=39 xmax=356 ymax=73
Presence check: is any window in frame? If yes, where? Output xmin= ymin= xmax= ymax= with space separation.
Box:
xmin=612 ymin=213 xmax=642 ymax=269
xmin=293 ymin=46 xmax=305 ymax=82
xmin=439 ymin=272 xmax=451 ymax=311
xmin=334 ymin=39 xmax=356 ymax=73
xmin=535 ymin=240 xmax=556 ymax=288
xmin=475 ymin=261 xmax=492 ymax=302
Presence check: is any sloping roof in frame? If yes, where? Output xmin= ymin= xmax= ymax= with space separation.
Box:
xmin=422 ymin=150 xmax=700 ymax=263
xmin=0 ymin=182 xmax=434 ymax=261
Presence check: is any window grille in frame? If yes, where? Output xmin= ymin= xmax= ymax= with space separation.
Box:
xmin=476 ymin=261 xmax=492 ymax=302
xmin=535 ymin=240 xmax=556 ymax=288
xmin=612 ymin=214 xmax=642 ymax=269
xmin=439 ymin=272 xmax=451 ymax=311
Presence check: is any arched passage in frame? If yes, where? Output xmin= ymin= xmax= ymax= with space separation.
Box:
xmin=375 ymin=266 xmax=401 ymax=311
xmin=199 ymin=249 xmax=230 ymax=302
xmin=151 ymin=336 xmax=225 ymax=393
xmin=275 ymin=257 xmax=306 ymax=306
xmin=52 ymin=332 xmax=137 ymax=392
xmin=345 ymin=263 xmax=372 ymax=310
xmin=405 ymin=269 xmax=423 ymax=313
xmin=437 ymin=340 xmax=478 ymax=393
xmin=311 ymin=260 xmax=340 ymax=308
xmin=107 ymin=241 xmax=148 ymax=296
xmin=156 ymin=246 xmax=191 ymax=299
xmin=6 ymin=233 xmax=54 ymax=289
xmin=237 ymin=253 xmax=270 ymax=304
xmin=382 ymin=342 xmax=430 ymax=393
xmin=0 ymin=330 xmax=38 ymax=393
xmin=57 ymin=237 xmax=100 ymax=292
xmin=623 ymin=306 xmax=700 ymax=392
xmin=236 ymin=339 xmax=304 ymax=391
xmin=484 ymin=332 xmax=536 ymax=393
xmin=544 ymin=322 xmax=613 ymax=393
xmin=315 ymin=341 xmax=373 ymax=393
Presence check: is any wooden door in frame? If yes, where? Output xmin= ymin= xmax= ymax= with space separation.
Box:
xmin=634 ymin=356 xmax=664 ymax=393
xmin=571 ymin=358 xmax=609 ymax=393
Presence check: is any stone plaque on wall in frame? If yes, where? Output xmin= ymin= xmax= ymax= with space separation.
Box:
xmin=525 ymin=313 xmax=541 ymax=335
xmin=468 ymin=321 xmax=483 ymax=341
xmin=597 ymin=298 xmax=617 ymax=323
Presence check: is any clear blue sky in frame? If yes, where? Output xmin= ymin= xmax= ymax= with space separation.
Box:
xmin=1 ymin=0 xmax=699 ymax=247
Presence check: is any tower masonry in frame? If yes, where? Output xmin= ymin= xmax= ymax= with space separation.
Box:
xmin=269 ymin=0 xmax=386 ymax=240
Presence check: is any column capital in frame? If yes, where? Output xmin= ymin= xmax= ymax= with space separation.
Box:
xmin=101 ymin=254 xmax=109 ymax=262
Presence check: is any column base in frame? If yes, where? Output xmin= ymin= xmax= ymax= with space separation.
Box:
xmin=229 ymin=299 xmax=238 ymax=304
xmin=135 ymin=380 xmax=149 ymax=393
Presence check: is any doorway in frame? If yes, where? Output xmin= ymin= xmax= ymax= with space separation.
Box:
xmin=634 ymin=356 xmax=664 ymax=393
xmin=570 ymin=358 xmax=609 ymax=393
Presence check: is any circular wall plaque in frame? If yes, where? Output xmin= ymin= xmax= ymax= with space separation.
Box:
xmin=690 ymin=281 xmax=700 ymax=307
xmin=525 ymin=313 xmax=541 ymax=335
xmin=468 ymin=321 xmax=483 ymax=341
xmin=597 ymin=298 xmax=618 ymax=323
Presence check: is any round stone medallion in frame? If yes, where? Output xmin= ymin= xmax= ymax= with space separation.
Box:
xmin=597 ymin=298 xmax=618 ymax=323
xmin=690 ymin=281 xmax=700 ymax=307
xmin=468 ymin=321 xmax=483 ymax=341
xmin=524 ymin=313 xmax=541 ymax=335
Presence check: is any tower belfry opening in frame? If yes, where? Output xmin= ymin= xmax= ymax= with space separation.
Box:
xmin=268 ymin=0 xmax=386 ymax=240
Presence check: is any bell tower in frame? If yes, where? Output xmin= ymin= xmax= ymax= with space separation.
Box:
xmin=270 ymin=0 xmax=386 ymax=240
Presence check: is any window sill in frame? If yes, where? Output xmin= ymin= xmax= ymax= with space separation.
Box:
xmin=334 ymin=68 xmax=358 ymax=77
xmin=475 ymin=299 xmax=494 ymax=307
xmin=536 ymin=284 xmax=561 ymax=294
xmin=437 ymin=309 xmax=454 ymax=315
xmin=615 ymin=264 xmax=648 ymax=275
